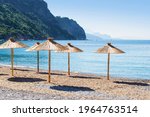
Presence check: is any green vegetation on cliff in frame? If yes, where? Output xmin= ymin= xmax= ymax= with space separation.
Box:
xmin=0 ymin=0 xmax=86 ymax=40
xmin=0 ymin=4 xmax=49 ymax=39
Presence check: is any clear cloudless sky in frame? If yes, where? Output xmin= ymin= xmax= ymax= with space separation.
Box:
xmin=44 ymin=0 xmax=150 ymax=40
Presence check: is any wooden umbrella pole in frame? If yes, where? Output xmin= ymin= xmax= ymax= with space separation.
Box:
xmin=68 ymin=52 xmax=70 ymax=76
xmin=11 ymin=48 xmax=14 ymax=76
xmin=48 ymin=50 xmax=51 ymax=83
xmin=107 ymin=53 xmax=110 ymax=80
xmin=37 ymin=51 xmax=39 ymax=73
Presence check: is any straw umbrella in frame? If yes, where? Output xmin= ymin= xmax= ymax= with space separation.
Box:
xmin=26 ymin=42 xmax=40 ymax=73
xmin=35 ymin=37 xmax=66 ymax=83
xmin=63 ymin=43 xmax=83 ymax=76
xmin=0 ymin=37 xmax=28 ymax=76
xmin=96 ymin=43 xmax=125 ymax=80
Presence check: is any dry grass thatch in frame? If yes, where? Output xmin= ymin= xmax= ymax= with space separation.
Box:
xmin=57 ymin=43 xmax=83 ymax=53
xmin=26 ymin=42 xmax=40 ymax=51
xmin=97 ymin=43 xmax=125 ymax=54
xmin=65 ymin=43 xmax=83 ymax=53
xmin=0 ymin=37 xmax=28 ymax=49
xmin=35 ymin=37 xmax=66 ymax=51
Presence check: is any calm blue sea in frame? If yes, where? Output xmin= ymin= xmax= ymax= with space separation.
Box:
xmin=0 ymin=39 xmax=150 ymax=80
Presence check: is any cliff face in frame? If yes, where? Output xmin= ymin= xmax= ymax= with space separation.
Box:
xmin=56 ymin=17 xmax=86 ymax=40
xmin=0 ymin=0 xmax=86 ymax=40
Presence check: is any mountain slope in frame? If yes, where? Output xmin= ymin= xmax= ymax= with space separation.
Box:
xmin=0 ymin=0 xmax=86 ymax=40
xmin=56 ymin=17 xmax=86 ymax=40
xmin=0 ymin=4 xmax=49 ymax=39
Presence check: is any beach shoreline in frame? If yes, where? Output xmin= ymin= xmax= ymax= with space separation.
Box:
xmin=0 ymin=64 xmax=147 ymax=81
xmin=0 ymin=65 xmax=150 ymax=100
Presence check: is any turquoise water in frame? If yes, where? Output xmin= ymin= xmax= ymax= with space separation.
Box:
xmin=0 ymin=39 xmax=150 ymax=80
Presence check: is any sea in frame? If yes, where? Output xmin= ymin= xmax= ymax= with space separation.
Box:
xmin=0 ymin=39 xmax=150 ymax=80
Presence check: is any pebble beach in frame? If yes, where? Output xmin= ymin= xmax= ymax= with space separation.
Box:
xmin=0 ymin=66 xmax=150 ymax=100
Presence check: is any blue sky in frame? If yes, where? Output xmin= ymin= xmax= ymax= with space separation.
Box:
xmin=44 ymin=0 xmax=150 ymax=39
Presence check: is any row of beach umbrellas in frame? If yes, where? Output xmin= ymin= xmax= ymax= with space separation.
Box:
xmin=0 ymin=37 xmax=125 ymax=83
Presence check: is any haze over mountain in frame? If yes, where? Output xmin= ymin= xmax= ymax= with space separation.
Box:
xmin=0 ymin=0 xmax=86 ymax=40
xmin=86 ymin=33 xmax=112 ymax=41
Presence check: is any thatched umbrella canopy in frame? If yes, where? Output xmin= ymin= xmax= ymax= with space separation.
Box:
xmin=26 ymin=42 xmax=40 ymax=73
xmin=96 ymin=43 xmax=125 ymax=80
xmin=0 ymin=37 xmax=28 ymax=76
xmin=35 ymin=37 xmax=66 ymax=83
xmin=63 ymin=43 xmax=83 ymax=76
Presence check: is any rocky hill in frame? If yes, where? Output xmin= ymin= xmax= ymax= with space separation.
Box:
xmin=0 ymin=0 xmax=86 ymax=40
xmin=56 ymin=17 xmax=86 ymax=40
